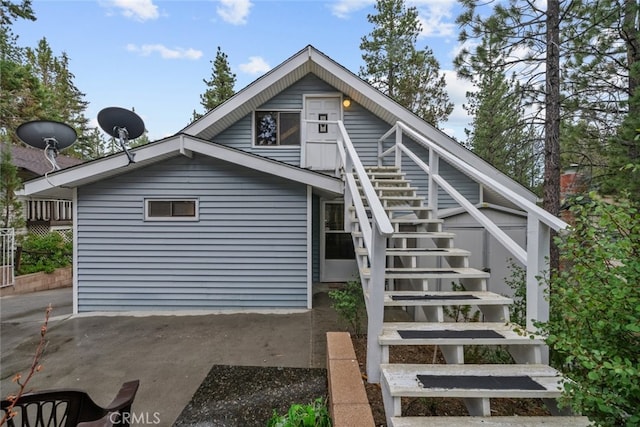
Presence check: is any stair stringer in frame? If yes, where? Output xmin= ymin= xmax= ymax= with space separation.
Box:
xmin=347 ymin=166 xmax=582 ymax=425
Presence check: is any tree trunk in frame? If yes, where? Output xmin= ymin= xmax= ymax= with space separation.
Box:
xmin=544 ymin=0 xmax=561 ymax=273
xmin=624 ymin=0 xmax=640 ymax=161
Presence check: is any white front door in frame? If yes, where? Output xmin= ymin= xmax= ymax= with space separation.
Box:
xmin=303 ymin=96 xmax=342 ymax=171
xmin=320 ymin=200 xmax=359 ymax=282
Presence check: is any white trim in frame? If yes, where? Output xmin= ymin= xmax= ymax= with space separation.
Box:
xmin=144 ymin=198 xmax=200 ymax=221
xmin=182 ymin=51 xmax=309 ymax=137
xmin=182 ymin=137 xmax=343 ymax=193
xmin=320 ymin=198 xmax=327 ymax=282
xmin=319 ymin=198 xmax=358 ymax=282
xmin=306 ymin=186 xmax=312 ymax=309
xmin=301 ymin=93 xmax=343 ymax=170
xmin=182 ymin=45 xmax=537 ymax=203
xmin=252 ymin=109 xmax=302 ymax=148
xmin=72 ymin=187 xmax=78 ymax=315
xmin=22 ymin=135 xmax=343 ymax=198
xmin=69 ymin=309 xmax=309 ymax=317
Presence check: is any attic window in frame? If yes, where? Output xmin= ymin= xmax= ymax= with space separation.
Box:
xmin=145 ymin=199 xmax=199 ymax=221
xmin=254 ymin=111 xmax=300 ymax=146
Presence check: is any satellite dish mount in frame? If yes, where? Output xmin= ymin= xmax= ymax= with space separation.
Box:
xmin=16 ymin=120 xmax=77 ymax=173
xmin=98 ymin=107 xmax=145 ymax=165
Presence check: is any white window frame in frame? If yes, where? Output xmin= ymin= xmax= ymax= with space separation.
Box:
xmin=252 ymin=109 xmax=301 ymax=148
xmin=144 ymin=198 xmax=199 ymax=221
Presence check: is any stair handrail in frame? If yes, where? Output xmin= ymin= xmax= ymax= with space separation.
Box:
xmin=382 ymin=122 xmax=568 ymax=232
xmin=378 ymin=121 xmax=569 ymax=332
xmin=335 ymin=120 xmax=392 ymax=383
xmin=335 ymin=121 xmax=394 ymax=242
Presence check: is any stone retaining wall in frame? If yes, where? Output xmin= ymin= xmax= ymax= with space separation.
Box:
xmin=326 ymin=331 xmax=375 ymax=426
xmin=0 ymin=266 xmax=72 ymax=297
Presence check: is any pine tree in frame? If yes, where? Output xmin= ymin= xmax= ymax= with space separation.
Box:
xmin=459 ymin=27 xmax=539 ymax=190
xmin=0 ymin=143 xmax=24 ymax=229
xmin=457 ymin=0 xmax=564 ymax=271
xmin=562 ymin=0 xmax=640 ymax=199
xmin=194 ymin=46 xmax=236 ymax=121
xmin=359 ymin=0 xmax=452 ymax=127
xmin=0 ymin=0 xmax=35 ymax=26
xmin=24 ymin=38 xmax=91 ymax=159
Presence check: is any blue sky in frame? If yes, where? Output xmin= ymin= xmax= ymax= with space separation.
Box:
xmin=12 ymin=0 xmax=473 ymax=142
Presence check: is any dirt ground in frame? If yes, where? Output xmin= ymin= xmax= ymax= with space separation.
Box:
xmin=351 ymin=336 xmax=551 ymax=426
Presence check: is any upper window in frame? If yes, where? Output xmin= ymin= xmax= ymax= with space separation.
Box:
xmin=145 ymin=199 xmax=199 ymax=221
xmin=254 ymin=111 xmax=300 ymax=146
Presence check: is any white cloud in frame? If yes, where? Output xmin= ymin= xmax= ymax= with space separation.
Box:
xmin=239 ymin=56 xmax=271 ymax=74
xmin=107 ymin=0 xmax=159 ymax=21
xmin=441 ymin=69 xmax=474 ymax=140
xmin=411 ymin=0 xmax=457 ymax=38
xmin=217 ymin=0 xmax=252 ymax=25
xmin=126 ymin=44 xmax=203 ymax=60
xmin=330 ymin=0 xmax=374 ymax=19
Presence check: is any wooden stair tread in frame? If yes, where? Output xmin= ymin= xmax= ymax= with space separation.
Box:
xmin=361 ymin=267 xmax=489 ymax=279
xmin=381 ymin=364 xmax=564 ymax=398
xmin=389 ymin=416 xmax=591 ymax=427
xmin=353 ymin=231 xmax=455 ymax=239
xmin=387 ymin=231 xmax=455 ymax=238
xmin=356 ymin=247 xmax=469 ymax=257
xmin=389 ymin=217 xmax=443 ymax=224
xmin=360 ymin=185 xmax=418 ymax=191
xmin=383 ymin=291 xmax=512 ymax=306
xmin=380 ymin=322 xmax=543 ymax=345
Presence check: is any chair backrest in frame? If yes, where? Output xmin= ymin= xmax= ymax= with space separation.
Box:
xmin=1 ymin=389 xmax=107 ymax=427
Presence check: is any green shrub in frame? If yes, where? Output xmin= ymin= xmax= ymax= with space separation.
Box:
xmin=504 ymin=259 xmax=527 ymax=328
xmin=539 ymin=194 xmax=640 ymax=426
xmin=328 ymin=279 xmax=366 ymax=337
xmin=267 ymin=397 xmax=331 ymax=427
xmin=444 ymin=282 xmax=480 ymax=323
xmin=18 ymin=232 xmax=72 ymax=274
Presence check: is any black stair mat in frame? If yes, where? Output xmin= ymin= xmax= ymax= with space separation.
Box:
xmin=398 ymin=329 xmax=505 ymax=339
xmin=386 ymin=269 xmax=458 ymax=274
xmin=391 ymin=294 xmax=479 ymax=301
xmin=417 ymin=375 xmax=547 ymax=390
xmin=388 ymin=248 xmax=448 ymax=252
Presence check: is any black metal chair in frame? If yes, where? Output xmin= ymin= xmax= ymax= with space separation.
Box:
xmin=1 ymin=380 xmax=139 ymax=427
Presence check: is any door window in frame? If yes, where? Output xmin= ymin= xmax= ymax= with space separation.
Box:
xmin=324 ymin=203 xmax=355 ymax=260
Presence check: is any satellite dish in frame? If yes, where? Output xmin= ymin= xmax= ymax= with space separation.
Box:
xmin=16 ymin=120 xmax=77 ymax=172
xmin=98 ymin=107 xmax=145 ymax=164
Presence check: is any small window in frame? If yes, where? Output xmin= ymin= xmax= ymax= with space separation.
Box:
xmin=145 ymin=199 xmax=199 ymax=221
xmin=254 ymin=111 xmax=300 ymax=146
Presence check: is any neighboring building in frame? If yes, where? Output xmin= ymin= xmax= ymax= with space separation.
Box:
xmin=21 ymin=45 xmax=541 ymax=314
xmin=11 ymin=144 xmax=83 ymax=235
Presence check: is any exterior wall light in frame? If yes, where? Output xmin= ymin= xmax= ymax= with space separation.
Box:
xmin=342 ymin=98 xmax=352 ymax=108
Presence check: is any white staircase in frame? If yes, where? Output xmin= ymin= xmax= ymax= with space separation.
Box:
xmin=350 ymin=166 xmax=589 ymax=426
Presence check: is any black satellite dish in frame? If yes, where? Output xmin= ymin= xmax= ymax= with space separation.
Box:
xmin=16 ymin=120 xmax=77 ymax=172
xmin=97 ymin=107 xmax=145 ymax=164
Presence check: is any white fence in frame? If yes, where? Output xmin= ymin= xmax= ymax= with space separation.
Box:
xmin=1 ymin=228 xmax=15 ymax=287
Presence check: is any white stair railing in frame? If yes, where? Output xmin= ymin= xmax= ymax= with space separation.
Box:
xmin=304 ymin=118 xmax=394 ymax=382
xmin=337 ymin=120 xmax=394 ymax=383
xmin=378 ymin=121 xmax=569 ymax=333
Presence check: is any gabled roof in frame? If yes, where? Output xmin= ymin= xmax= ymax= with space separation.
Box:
xmin=9 ymin=144 xmax=84 ymax=178
xmin=21 ymin=134 xmax=343 ymax=199
xmin=182 ymin=45 xmax=537 ymax=203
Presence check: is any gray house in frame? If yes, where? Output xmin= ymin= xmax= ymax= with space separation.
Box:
xmin=22 ymin=46 xmax=559 ymax=319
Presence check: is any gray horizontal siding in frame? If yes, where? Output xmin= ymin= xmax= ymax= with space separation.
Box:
xmin=76 ymin=154 xmax=309 ymax=312
xmin=214 ymin=71 xmax=479 ymax=209
xmin=344 ymin=102 xmax=391 ymax=167
xmin=213 ymin=74 xmax=340 ymax=167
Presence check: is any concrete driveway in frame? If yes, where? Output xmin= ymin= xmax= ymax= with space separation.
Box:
xmin=0 ymin=286 xmax=342 ymax=426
